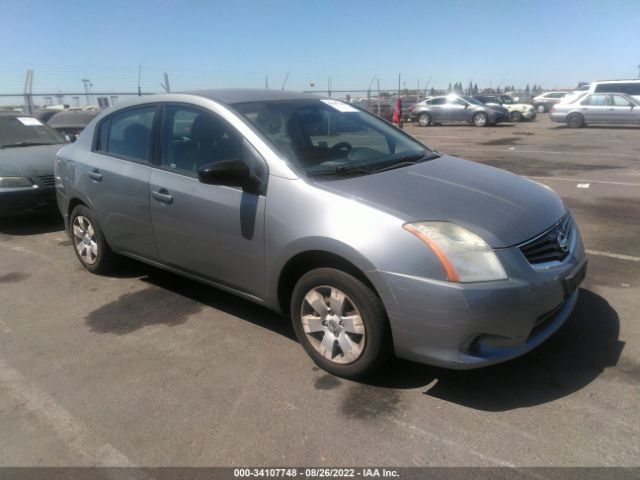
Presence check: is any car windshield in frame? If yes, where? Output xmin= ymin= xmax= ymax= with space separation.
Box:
xmin=233 ymin=99 xmax=437 ymax=176
xmin=463 ymin=96 xmax=484 ymax=106
xmin=0 ymin=115 xmax=65 ymax=148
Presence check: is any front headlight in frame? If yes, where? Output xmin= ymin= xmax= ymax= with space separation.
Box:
xmin=403 ymin=221 xmax=508 ymax=282
xmin=0 ymin=176 xmax=33 ymax=188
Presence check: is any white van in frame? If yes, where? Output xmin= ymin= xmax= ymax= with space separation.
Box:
xmin=588 ymin=80 xmax=640 ymax=102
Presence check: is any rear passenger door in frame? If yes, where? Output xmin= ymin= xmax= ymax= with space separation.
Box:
xmin=579 ymin=94 xmax=609 ymax=123
xmin=425 ymin=98 xmax=446 ymax=121
xmin=148 ymin=103 xmax=267 ymax=298
xmin=82 ymin=105 xmax=159 ymax=259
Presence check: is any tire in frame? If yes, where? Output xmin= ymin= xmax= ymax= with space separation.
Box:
xmin=566 ymin=113 xmax=584 ymax=128
xmin=536 ymin=104 xmax=546 ymax=113
xmin=69 ymin=205 xmax=116 ymax=274
xmin=473 ymin=112 xmax=489 ymax=127
xmin=417 ymin=112 xmax=431 ymax=127
xmin=290 ymin=268 xmax=391 ymax=379
xmin=509 ymin=111 xmax=523 ymax=122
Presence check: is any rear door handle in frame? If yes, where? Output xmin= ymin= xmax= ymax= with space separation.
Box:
xmin=152 ymin=189 xmax=174 ymax=204
xmin=88 ymin=169 xmax=102 ymax=181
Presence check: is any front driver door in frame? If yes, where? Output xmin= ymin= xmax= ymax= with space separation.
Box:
xmin=149 ymin=104 xmax=267 ymax=298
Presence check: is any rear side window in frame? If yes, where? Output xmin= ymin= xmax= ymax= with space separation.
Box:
xmin=428 ymin=98 xmax=446 ymax=105
xmin=595 ymin=83 xmax=640 ymax=95
xmin=583 ymin=94 xmax=608 ymax=106
xmin=95 ymin=106 xmax=156 ymax=162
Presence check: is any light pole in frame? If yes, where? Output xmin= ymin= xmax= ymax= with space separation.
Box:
xmin=367 ymin=74 xmax=377 ymax=103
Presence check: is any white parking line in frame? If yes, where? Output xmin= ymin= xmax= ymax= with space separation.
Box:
xmin=586 ymin=250 xmax=640 ymax=262
xmin=0 ymin=356 xmax=136 ymax=466
xmin=527 ymin=176 xmax=640 ymax=187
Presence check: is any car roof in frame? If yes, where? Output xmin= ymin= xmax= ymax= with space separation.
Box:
xmin=592 ymin=79 xmax=640 ymax=84
xmin=185 ymin=88 xmax=321 ymax=104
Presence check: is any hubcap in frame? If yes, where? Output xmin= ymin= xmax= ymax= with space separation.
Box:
xmin=419 ymin=114 xmax=428 ymax=126
xmin=475 ymin=114 xmax=486 ymax=126
xmin=72 ymin=215 xmax=98 ymax=265
xmin=300 ymin=286 xmax=365 ymax=364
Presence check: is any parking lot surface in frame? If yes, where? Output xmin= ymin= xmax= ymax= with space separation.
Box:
xmin=0 ymin=116 xmax=638 ymax=467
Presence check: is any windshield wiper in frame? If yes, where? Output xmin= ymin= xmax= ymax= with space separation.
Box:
xmin=372 ymin=152 xmax=441 ymax=173
xmin=0 ymin=141 xmax=58 ymax=149
xmin=306 ymin=165 xmax=374 ymax=177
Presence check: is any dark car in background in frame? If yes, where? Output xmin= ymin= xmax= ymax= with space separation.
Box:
xmin=410 ymin=94 xmax=510 ymax=127
xmin=389 ymin=95 xmax=423 ymax=121
xmin=352 ymin=98 xmax=393 ymax=121
xmin=47 ymin=109 xmax=98 ymax=142
xmin=0 ymin=112 xmax=66 ymax=216
xmin=472 ymin=94 xmax=537 ymax=122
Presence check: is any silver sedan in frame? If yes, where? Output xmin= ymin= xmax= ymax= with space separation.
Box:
xmin=55 ymin=89 xmax=586 ymax=378
xmin=550 ymin=92 xmax=640 ymax=128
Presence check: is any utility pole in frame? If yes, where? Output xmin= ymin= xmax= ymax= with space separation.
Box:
xmin=376 ymin=78 xmax=380 ymax=117
xmin=23 ymin=69 xmax=34 ymax=114
xmin=398 ymin=73 xmax=401 ymax=95
xmin=367 ymin=74 xmax=377 ymax=104
xmin=160 ymin=72 xmax=171 ymax=93
xmin=328 ymin=76 xmax=332 ymax=97
xmin=281 ymin=72 xmax=289 ymax=91
xmin=265 ymin=75 xmax=269 ymax=89
xmin=81 ymin=78 xmax=92 ymax=106
xmin=637 ymin=65 xmax=640 ymax=79
xmin=137 ymin=65 xmax=142 ymax=96
xmin=55 ymin=90 xmax=64 ymax=105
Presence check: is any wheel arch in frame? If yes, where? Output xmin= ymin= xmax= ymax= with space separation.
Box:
xmin=276 ymin=249 xmax=381 ymax=316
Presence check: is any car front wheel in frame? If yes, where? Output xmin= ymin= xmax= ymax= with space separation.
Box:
xmin=509 ymin=111 xmax=523 ymax=122
xmin=70 ymin=205 xmax=116 ymax=274
xmin=290 ymin=268 xmax=391 ymax=379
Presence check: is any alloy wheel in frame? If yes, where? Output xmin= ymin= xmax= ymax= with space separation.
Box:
xmin=72 ymin=215 xmax=98 ymax=265
xmin=300 ymin=286 xmax=366 ymax=364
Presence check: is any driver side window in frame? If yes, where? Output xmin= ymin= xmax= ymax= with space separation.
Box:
xmin=161 ymin=105 xmax=243 ymax=175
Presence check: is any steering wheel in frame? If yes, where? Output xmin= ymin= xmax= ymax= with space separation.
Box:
xmin=330 ymin=142 xmax=353 ymax=153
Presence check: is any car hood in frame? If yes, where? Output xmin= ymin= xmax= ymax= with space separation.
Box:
xmin=313 ymin=155 xmax=566 ymax=248
xmin=0 ymin=144 xmax=62 ymax=177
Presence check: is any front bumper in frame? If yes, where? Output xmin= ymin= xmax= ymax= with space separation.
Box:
xmin=374 ymin=224 xmax=586 ymax=369
xmin=522 ymin=109 xmax=537 ymax=120
xmin=0 ymin=184 xmax=57 ymax=217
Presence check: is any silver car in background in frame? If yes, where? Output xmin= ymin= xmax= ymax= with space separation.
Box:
xmin=550 ymin=92 xmax=640 ymax=128
xmin=410 ymin=94 xmax=510 ymax=127
xmin=55 ymin=89 xmax=586 ymax=378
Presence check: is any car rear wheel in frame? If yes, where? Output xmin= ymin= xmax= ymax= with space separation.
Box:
xmin=290 ymin=268 xmax=391 ymax=379
xmin=473 ymin=112 xmax=489 ymax=127
xmin=417 ymin=112 xmax=431 ymax=127
xmin=509 ymin=111 xmax=523 ymax=122
xmin=536 ymin=104 xmax=546 ymax=113
xmin=70 ymin=205 xmax=116 ymax=274
xmin=566 ymin=113 xmax=585 ymax=128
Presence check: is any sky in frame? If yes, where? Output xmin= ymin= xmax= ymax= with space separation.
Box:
xmin=0 ymin=0 xmax=639 ymax=100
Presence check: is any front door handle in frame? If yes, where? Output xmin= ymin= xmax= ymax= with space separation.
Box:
xmin=88 ymin=169 xmax=102 ymax=181
xmin=152 ymin=189 xmax=174 ymax=204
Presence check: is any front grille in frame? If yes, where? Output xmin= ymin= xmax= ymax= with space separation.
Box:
xmin=520 ymin=214 xmax=573 ymax=265
xmin=38 ymin=175 xmax=55 ymax=186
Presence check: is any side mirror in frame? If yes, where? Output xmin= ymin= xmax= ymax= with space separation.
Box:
xmin=198 ymin=160 xmax=259 ymax=192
